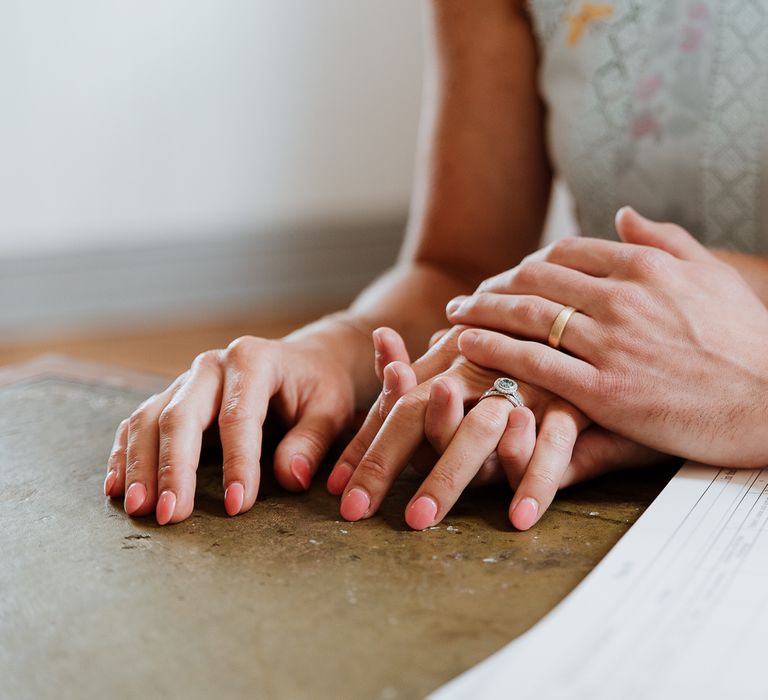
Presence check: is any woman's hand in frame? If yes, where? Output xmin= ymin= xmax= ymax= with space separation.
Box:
xmin=355 ymin=326 xmax=668 ymax=529
xmin=450 ymin=208 xmax=768 ymax=467
xmin=104 ymin=332 xmax=357 ymax=525
xmin=328 ymin=326 xmax=592 ymax=531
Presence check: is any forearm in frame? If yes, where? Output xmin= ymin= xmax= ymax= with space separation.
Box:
xmin=288 ymin=0 xmax=550 ymax=408
xmin=712 ymin=250 xmax=768 ymax=305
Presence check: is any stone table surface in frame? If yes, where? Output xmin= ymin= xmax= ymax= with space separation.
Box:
xmin=0 ymin=356 xmax=675 ymax=700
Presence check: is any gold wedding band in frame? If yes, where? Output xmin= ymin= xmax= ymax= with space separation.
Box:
xmin=547 ymin=306 xmax=577 ymax=349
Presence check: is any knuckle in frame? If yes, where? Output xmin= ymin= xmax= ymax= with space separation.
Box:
xmin=498 ymin=439 xmax=525 ymax=465
xmin=521 ymin=347 xmax=554 ymax=378
xmin=356 ymin=452 xmax=391 ymax=486
xmin=547 ymin=237 xmax=576 ymax=259
xmin=539 ymin=427 xmax=575 ymax=455
xmin=192 ymin=349 xmax=221 ymax=371
xmin=218 ymin=402 xmax=253 ymax=430
xmin=392 ymin=392 xmax=424 ymax=420
xmin=465 ymin=405 xmax=507 ymax=441
xmin=515 ymin=297 xmax=547 ymax=326
xmin=628 ymin=248 xmax=670 ymax=277
xmin=428 ymin=468 xmax=461 ymax=495
xmin=514 ymin=260 xmax=546 ymax=287
xmin=528 ymin=468 xmax=560 ymax=493
xmin=225 ymin=335 xmax=267 ymax=364
xmin=128 ymin=407 xmax=152 ymax=434
xmin=158 ymin=403 xmax=185 ymax=433
xmin=295 ymin=425 xmax=328 ymax=458
xmin=157 ymin=462 xmax=184 ymax=483
xmin=124 ymin=457 xmax=145 ymax=480
xmin=108 ymin=446 xmax=126 ymax=467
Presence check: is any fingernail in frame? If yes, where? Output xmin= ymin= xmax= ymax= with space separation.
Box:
xmin=372 ymin=327 xmax=384 ymax=351
xmin=383 ymin=363 xmax=397 ymax=392
xmin=430 ymin=378 xmax=450 ymax=405
xmin=224 ymin=482 xmax=245 ymax=516
xmin=340 ymin=488 xmax=370 ymax=521
xmin=327 ymin=463 xmax=355 ymax=496
xmin=458 ymin=330 xmax=479 ymax=352
xmin=104 ymin=470 xmax=117 ymax=497
xmin=124 ymin=482 xmax=147 ymax=515
xmin=446 ymin=296 xmax=468 ymax=317
xmin=156 ymin=490 xmax=177 ymax=526
xmin=510 ymin=497 xmax=540 ymax=531
xmin=507 ymin=407 xmax=530 ymax=430
xmin=406 ymin=496 xmax=438 ymax=530
xmin=290 ymin=454 xmax=311 ymax=491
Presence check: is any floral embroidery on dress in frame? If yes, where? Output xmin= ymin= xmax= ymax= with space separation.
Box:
xmin=526 ymin=0 xmax=768 ymax=252
xmin=567 ymin=3 xmax=615 ymax=46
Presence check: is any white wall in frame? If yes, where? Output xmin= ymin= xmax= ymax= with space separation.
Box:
xmin=0 ymin=1 xmax=423 ymax=257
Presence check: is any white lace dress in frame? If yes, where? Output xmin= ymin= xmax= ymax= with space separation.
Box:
xmin=526 ymin=0 xmax=768 ymax=253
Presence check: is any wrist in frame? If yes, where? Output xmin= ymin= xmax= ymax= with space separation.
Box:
xmin=283 ymin=311 xmax=380 ymax=407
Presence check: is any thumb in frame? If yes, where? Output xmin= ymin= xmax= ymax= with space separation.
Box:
xmin=615 ymin=206 xmax=713 ymax=263
xmin=372 ymin=327 xmax=410 ymax=383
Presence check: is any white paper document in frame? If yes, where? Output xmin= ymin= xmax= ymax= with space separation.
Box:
xmin=432 ymin=463 xmax=768 ymax=700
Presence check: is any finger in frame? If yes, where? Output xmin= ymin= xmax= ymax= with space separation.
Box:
xmin=327 ymin=399 xmax=385 ymax=496
xmin=615 ymin=206 xmax=714 ymax=263
xmin=380 ymin=361 xmax=418 ymax=421
xmin=496 ymin=406 xmax=536 ymax=489
xmin=373 ymin=327 xmax=411 ymax=383
xmin=561 ymin=426 xmax=666 ymax=488
xmin=340 ymin=383 xmax=435 ymax=521
xmin=509 ymin=402 xmax=590 ymax=531
xmin=477 ymin=260 xmax=607 ymax=312
xmin=410 ymin=325 xmax=463 ymax=382
xmin=273 ymin=397 xmax=350 ymax=493
xmin=218 ymin=346 xmax=279 ymax=517
xmin=155 ymin=352 xmax=224 ymax=525
xmin=527 ymin=236 xmax=631 ymax=276
xmin=459 ymin=330 xmax=599 ymax=410
xmin=124 ymin=394 xmax=169 ymax=517
xmin=447 ymin=293 xmax=598 ymax=357
xmin=429 ymin=328 xmax=449 ymax=348
xmin=424 ymin=376 xmax=464 ymax=453
xmin=105 ymin=419 xmax=129 ymax=498
xmin=404 ymin=397 xmax=511 ymax=530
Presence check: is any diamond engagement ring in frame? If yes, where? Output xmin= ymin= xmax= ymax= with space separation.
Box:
xmin=479 ymin=378 xmax=525 ymax=408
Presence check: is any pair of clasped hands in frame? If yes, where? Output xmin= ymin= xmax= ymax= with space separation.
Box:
xmin=103 ymin=209 xmax=768 ymax=530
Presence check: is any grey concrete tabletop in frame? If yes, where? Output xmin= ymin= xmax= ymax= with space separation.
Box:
xmin=0 ymin=356 xmax=676 ymax=700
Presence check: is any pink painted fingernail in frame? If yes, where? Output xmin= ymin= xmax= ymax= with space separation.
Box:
xmin=327 ymin=463 xmax=355 ymax=496
xmin=511 ymin=497 xmax=540 ymax=531
xmin=224 ymin=482 xmax=245 ymax=517
xmin=290 ymin=454 xmax=312 ymax=491
xmin=340 ymin=488 xmax=370 ymax=521
xmin=104 ymin=470 xmax=117 ymax=497
xmin=406 ymin=496 xmax=438 ymax=530
xmin=156 ymin=490 xmax=176 ymax=526
xmin=124 ymin=482 xmax=147 ymax=515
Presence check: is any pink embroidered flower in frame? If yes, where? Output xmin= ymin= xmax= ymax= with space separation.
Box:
xmin=680 ymin=24 xmax=704 ymax=51
xmin=632 ymin=112 xmax=662 ymax=140
xmin=635 ymin=75 xmax=663 ymax=99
